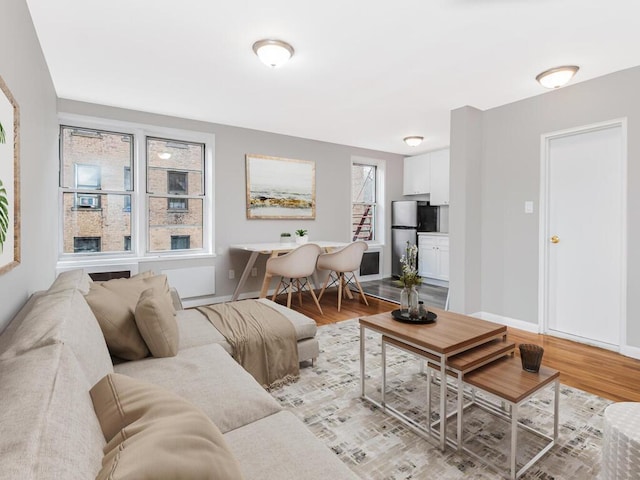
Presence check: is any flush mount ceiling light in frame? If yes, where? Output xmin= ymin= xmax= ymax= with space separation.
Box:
xmin=536 ymin=65 xmax=580 ymax=89
xmin=252 ymin=39 xmax=294 ymax=68
xmin=403 ymin=136 xmax=424 ymax=147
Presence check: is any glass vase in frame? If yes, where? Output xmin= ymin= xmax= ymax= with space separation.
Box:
xmin=408 ymin=285 xmax=420 ymax=319
xmin=400 ymin=287 xmax=409 ymax=315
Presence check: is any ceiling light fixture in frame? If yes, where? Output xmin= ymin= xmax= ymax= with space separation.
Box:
xmin=536 ymin=65 xmax=580 ymax=89
xmin=252 ymin=39 xmax=294 ymax=68
xmin=403 ymin=136 xmax=424 ymax=147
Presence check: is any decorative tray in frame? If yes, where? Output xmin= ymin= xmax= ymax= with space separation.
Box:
xmin=391 ymin=309 xmax=437 ymax=324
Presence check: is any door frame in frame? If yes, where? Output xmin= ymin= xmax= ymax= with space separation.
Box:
xmin=538 ymin=118 xmax=628 ymax=350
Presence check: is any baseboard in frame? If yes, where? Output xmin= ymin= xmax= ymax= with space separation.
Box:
xmin=181 ymin=295 xmax=220 ymax=308
xmin=620 ymin=344 xmax=640 ymax=360
xmin=470 ymin=311 xmax=540 ymax=333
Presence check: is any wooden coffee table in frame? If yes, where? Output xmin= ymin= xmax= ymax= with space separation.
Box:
xmin=359 ymin=309 xmax=507 ymax=451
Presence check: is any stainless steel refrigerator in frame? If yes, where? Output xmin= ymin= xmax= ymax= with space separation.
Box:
xmin=391 ymin=201 xmax=418 ymax=277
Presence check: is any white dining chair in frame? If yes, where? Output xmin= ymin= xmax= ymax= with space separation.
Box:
xmin=266 ymin=243 xmax=323 ymax=314
xmin=316 ymin=241 xmax=369 ymax=312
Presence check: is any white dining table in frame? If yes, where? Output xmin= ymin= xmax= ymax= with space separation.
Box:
xmin=229 ymin=241 xmax=349 ymax=301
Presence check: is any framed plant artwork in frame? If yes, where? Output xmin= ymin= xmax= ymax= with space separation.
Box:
xmin=245 ymin=154 xmax=316 ymax=219
xmin=0 ymin=75 xmax=20 ymax=274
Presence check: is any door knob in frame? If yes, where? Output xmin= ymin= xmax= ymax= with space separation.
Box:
xmin=550 ymin=235 xmax=560 ymax=244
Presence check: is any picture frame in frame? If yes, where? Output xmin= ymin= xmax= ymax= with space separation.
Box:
xmin=0 ymin=75 xmax=20 ymax=275
xmin=245 ymin=154 xmax=316 ymax=219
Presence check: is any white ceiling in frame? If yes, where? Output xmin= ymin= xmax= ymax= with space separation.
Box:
xmin=26 ymin=0 xmax=640 ymax=155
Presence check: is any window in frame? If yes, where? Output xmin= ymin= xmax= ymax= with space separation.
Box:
xmin=147 ymin=137 xmax=204 ymax=252
xmin=74 ymin=237 xmax=101 ymax=253
xmin=166 ymin=171 xmax=188 ymax=210
xmin=171 ymin=235 xmax=190 ymax=250
xmin=75 ymin=164 xmax=102 ymax=208
xmin=60 ymin=126 xmax=133 ymax=254
xmin=58 ymin=120 xmax=213 ymax=260
xmin=351 ymin=163 xmax=378 ymax=241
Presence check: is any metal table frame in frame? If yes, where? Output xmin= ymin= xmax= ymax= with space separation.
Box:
xmin=460 ymin=377 xmax=560 ymax=479
xmin=359 ymin=323 xmax=504 ymax=451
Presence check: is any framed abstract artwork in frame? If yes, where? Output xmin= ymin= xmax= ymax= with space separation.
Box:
xmin=0 ymin=75 xmax=20 ymax=274
xmin=245 ymin=154 xmax=316 ymax=219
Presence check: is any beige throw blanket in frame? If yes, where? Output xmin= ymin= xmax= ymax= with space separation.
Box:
xmin=197 ymin=300 xmax=299 ymax=390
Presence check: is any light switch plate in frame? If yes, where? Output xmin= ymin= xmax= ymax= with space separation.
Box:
xmin=524 ymin=201 xmax=534 ymax=214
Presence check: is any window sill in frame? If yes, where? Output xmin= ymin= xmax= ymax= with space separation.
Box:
xmin=57 ymin=252 xmax=217 ymax=269
xmin=141 ymin=252 xmax=216 ymax=262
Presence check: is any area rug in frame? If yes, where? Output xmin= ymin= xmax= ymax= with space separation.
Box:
xmin=270 ymin=319 xmax=610 ymax=479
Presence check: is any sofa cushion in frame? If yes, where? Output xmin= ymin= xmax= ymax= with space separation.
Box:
xmin=0 ymin=344 xmax=105 ymax=480
xmin=177 ymin=308 xmax=232 ymax=352
xmin=91 ymin=373 xmax=244 ymax=480
xmin=135 ymin=288 xmax=179 ymax=357
xmin=224 ymin=411 xmax=358 ymax=480
xmin=85 ymin=274 xmax=173 ymax=360
xmin=114 ymin=343 xmax=282 ymax=433
xmin=0 ymin=288 xmax=113 ymax=385
xmin=47 ymin=268 xmax=92 ymax=295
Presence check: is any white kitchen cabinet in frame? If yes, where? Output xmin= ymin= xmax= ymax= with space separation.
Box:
xmin=418 ymin=234 xmax=449 ymax=281
xmin=403 ymin=149 xmax=449 ymax=205
xmin=403 ymin=154 xmax=430 ymax=195
xmin=429 ymin=149 xmax=450 ymax=206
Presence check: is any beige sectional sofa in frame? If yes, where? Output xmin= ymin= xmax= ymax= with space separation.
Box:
xmin=0 ymin=270 xmax=357 ymax=479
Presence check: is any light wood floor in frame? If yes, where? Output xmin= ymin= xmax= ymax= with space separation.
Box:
xmin=276 ymin=289 xmax=640 ymax=402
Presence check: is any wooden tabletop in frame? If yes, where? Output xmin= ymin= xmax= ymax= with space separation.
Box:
xmin=464 ymin=356 xmax=559 ymax=403
xmin=360 ymin=309 xmax=507 ymax=356
xmin=230 ymin=240 xmax=348 ymax=254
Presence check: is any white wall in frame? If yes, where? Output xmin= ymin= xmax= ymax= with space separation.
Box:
xmin=450 ymin=66 xmax=640 ymax=350
xmin=57 ymin=99 xmax=404 ymax=300
xmin=0 ymin=1 xmax=59 ymax=331
xmin=449 ymin=106 xmax=483 ymax=314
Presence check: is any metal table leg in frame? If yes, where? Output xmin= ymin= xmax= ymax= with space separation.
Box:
xmin=440 ymin=357 xmax=447 ymax=451
xmin=360 ymin=325 xmax=365 ymax=397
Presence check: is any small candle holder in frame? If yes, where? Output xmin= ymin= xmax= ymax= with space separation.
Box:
xmin=519 ymin=344 xmax=544 ymax=373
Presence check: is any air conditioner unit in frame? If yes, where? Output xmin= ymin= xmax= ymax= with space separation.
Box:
xmin=77 ymin=194 xmax=99 ymax=208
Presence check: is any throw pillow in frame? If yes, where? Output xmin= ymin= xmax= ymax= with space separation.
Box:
xmin=134 ymin=288 xmax=179 ymax=357
xmin=90 ymin=373 xmax=244 ymax=480
xmin=47 ymin=268 xmax=92 ymax=295
xmin=84 ymin=274 xmax=174 ymax=360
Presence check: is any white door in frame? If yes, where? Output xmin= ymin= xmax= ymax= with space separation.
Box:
xmin=544 ymin=123 xmax=625 ymax=347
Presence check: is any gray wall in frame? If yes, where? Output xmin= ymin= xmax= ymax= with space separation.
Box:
xmin=0 ymin=1 xmax=59 ymax=331
xmin=57 ymin=99 xmax=404 ymax=299
xmin=450 ymin=66 xmax=640 ymax=348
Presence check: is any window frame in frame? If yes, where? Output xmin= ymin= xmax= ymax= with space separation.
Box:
xmin=57 ymin=113 xmax=215 ymax=267
xmin=350 ymin=156 xmax=386 ymax=245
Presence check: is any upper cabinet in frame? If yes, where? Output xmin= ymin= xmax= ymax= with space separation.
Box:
xmin=429 ymin=149 xmax=450 ymax=206
xmin=403 ymin=153 xmax=430 ymax=195
xmin=403 ymin=148 xmax=450 ymax=205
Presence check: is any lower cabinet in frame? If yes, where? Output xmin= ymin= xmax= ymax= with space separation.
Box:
xmin=418 ymin=234 xmax=449 ymax=281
